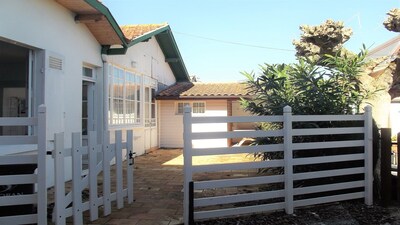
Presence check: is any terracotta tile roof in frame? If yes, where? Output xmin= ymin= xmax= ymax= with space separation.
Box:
xmin=121 ymin=24 xmax=167 ymax=41
xmin=156 ymin=82 xmax=249 ymax=99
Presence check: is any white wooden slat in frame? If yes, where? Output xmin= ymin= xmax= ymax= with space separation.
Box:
xmin=102 ymin=131 xmax=112 ymax=216
xmin=64 ymin=207 xmax=73 ymax=218
xmin=194 ymin=175 xmax=284 ymax=189
xmin=364 ymin=105 xmax=373 ymax=205
xmin=193 ymin=144 xmax=284 ymax=156
xmin=126 ymin=130 xmax=134 ymax=204
xmin=194 ymin=190 xmax=285 ymax=207
xmin=0 ymin=117 xmax=37 ymax=126
xmin=193 ymin=160 xmax=284 ymax=173
xmin=54 ymin=132 xmax=66 ymax=225
xmin=293 ymin=153 xmax=365 ymax=166
xmin=194 ymin=202 xmax=285 ymax=220
xmin=292 ymin=140 xmax=364 ymax=150
xmin=88 ymin=131 xmax=99 ymax=221
xmin=183 ymin=106 xmax=193 ymax=225
xmin=0 ymin=174 xmax=37 ymax=185
xmin=292 ymin=127 xmax=364 ymax=136
xmin=293 ymin=192 xmax=364 ymax=208
xmin=82 ymin=201 xmax=90 ymax=212
xmin=0 ymin=136 xmax=37 ymax=145
xmin=72 ymin=132 xmax=83 ymax=225
xmin=0 ymin=193 xmax=37 ymax=206
xmin=293 ymin=180 xmax=365 ymax=195
xmin=0 ymin=154 xmax=37 ymax=165
xmin=191 ymin=130 xmax=283 ymax=140
xmin=115 ymin=130 xmax=124 ymax=209
xmin=190 ymin=115 xmax=284 ymax=123
xmin=0 ymin=214 xmax=38 ymax=225
xmin=283 ymin=105 xmax=294 ymax=214
xmin=81 ymin=174 xmax=89 ymax=191
xmin=292 ymin=114 xmax=364 ymax=122
xmin=293 ymin=167 xmax=364 ymax=181
xmin=37 ymin=104 xmax=47 ymax=225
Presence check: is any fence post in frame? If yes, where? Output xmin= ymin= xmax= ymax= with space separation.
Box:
xmin=364 ymin=105 xmax=373 ymax=205
xmin=54 ymin=132 xmax=66 ymax=225
xmin=102 ymin=131 xmax=112 ymax=216
xmin=37 ymin=105 xmax=47 ymax=225
xmin=88 ymin=131 xmax=99 ymax=220
xmin=115 ymin=130 xmax=124 ymax=209
xmin=283 ymin=106 xmax=293 ymax=214
xmin=127 ymin=130 xmax=134 ymax=204
xmin=72 ymin=132 xmax=83 ymax=224
xmin=381 ymin=128 xmax=392 ymax=207
xmin=183 ymin=106 xmax=193 ymax=225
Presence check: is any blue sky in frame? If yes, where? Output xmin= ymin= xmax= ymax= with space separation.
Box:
xmin=103 ymin=0 xmax=400 ymax=82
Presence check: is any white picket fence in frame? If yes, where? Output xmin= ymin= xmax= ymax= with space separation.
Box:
xmin=183 ymin=105 xmax=373 ymax=224
xmin=51 ymin=130 xmax=134 ymax=225
xmin=0 ymin=105 xmax=47 ymax=225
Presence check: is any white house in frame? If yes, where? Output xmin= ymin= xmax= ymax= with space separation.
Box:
xmin=156 ymin=82 xmax=252 ymax=149
xmin=0 ymin=0 xmax=189 ymax=184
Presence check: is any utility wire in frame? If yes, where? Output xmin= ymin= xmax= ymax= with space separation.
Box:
xmin=174 ymin=31 xmax=295 ymax=52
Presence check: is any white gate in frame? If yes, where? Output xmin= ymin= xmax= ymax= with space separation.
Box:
xmin=0 ymin=105 xmax=47 ymax=225
xmin=51 ymin=130 xmax=134 ymax=225
xmin=183 ymin=105 xmax=373 ymax=224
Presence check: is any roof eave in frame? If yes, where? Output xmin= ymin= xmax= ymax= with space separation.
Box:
xmin=84 ymin=0 xmax=128 ymax=54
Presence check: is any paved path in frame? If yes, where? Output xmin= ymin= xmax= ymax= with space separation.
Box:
xmin=89 ymin=149 xmax=185 ymax=225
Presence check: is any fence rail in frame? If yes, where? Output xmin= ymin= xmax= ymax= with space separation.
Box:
xmin=183 ymin=105 xmax=373 ymax=224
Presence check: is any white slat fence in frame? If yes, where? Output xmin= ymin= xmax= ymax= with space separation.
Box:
xmin=0 ymin=105 xmax=47 ymax=225
xmin=183 ymin=105 xmax=373 ymax=224
xmin=52 ymin=130 xmax=134 ymax=225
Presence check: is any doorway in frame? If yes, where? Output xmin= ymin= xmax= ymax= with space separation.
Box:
xmin=0 ymin=40 xmax=31 ymax=135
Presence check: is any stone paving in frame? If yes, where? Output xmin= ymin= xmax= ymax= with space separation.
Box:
xmin=86 ymin=149 xmax=185 ymax=225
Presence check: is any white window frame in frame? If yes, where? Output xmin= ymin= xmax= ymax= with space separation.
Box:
xmin=175 ymin=101 xmax=206 ymax=115
xmin=108 ymin=65 xmax=142 ymax=126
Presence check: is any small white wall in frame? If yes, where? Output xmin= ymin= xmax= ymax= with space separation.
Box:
xmin=159 ymin=99 xmax=228 ymax=148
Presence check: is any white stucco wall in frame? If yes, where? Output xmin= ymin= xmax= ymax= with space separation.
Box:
xmin=159 ymin=100 xmax=228 ymax=148
xmin=0 ymin=0 xmax=103 ymax=187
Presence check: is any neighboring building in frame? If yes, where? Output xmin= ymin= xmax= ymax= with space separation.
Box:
xmin=365 ymin=35 xmax=400 ymax=132
xmin=156 ymin=82 xmax=252 ymax=148
xmin=0 ymin=0 xmax=189 ymax=185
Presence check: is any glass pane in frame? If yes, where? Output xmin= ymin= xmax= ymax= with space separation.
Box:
xmin=82 ymin=67 xmax=93 ymax=78
xmin=151 ymin=103 xmax=155 ymax=119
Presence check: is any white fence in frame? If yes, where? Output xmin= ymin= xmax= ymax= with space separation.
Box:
xmin=51 ymin=130 xmax=134 ymax=225
xmin=183 ymin=105 xmax=373 ymax=224
xmin=0 ymin=105 xmax=47 ymax=225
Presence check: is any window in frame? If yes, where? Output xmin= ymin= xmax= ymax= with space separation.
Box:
xmin=176 ymin=102 xmax=205 ymax=114
xmin=176 ymin=102 xmax=190 ymax=115
xmin=144 ymin=77 xmax=157 ymax=127
xmin=193 ymin=102 xmax=205 ymax=114
xmin=82 ymin=67 xmax=94 ymax=78
xmin=108 ymin=65 xmax=141 ymax=125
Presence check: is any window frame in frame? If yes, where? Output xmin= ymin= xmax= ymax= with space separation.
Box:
xmin=175 ymin=101 xmax=206 ymax=115
xmin=108 ymin=65 xmax=142 ymax=127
